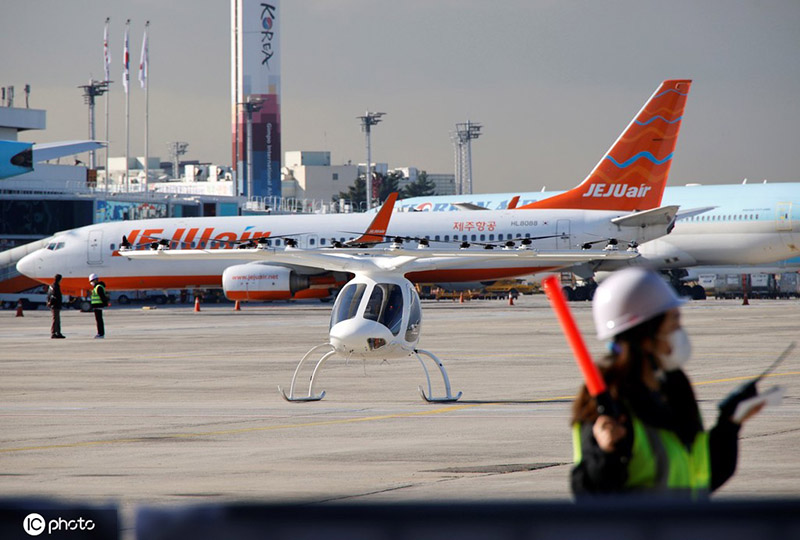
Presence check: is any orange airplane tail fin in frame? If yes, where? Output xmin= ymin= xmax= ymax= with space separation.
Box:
xmin=349 ymin=192 xmax=398 ymax=245
xmin=519 ymin=79 xmax=692 ymax=211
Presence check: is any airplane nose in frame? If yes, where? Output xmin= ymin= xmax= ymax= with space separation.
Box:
xmin=16 ymin=251 xmax=39 ymax=278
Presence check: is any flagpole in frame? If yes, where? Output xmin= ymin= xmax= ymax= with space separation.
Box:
xmin=124 ymin=19 xmax=130 ymax=192
xmin=142 ymin=21 xmax=149 ymax=193
xmin=103 ymin=17 xmax=111 ymax=192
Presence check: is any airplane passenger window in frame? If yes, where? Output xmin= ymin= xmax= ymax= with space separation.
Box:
xmin=310 ymin=238 xmax=316 ymax=246
xmin=275 ymin=239 xmax=281 ymax=246
xmin=480 ymin=234 xmax=486 ymax=241
xmin=321 ymin=238 xmax=326 ymax=245
xmin=435 ymin=235 xmax=440 ymax=241
xmin=489 ymin=234 xmax=494 ymax=241
xmin=110 ymin=244 xmax=115 ymax=251
xmin=330 ymin=283 xmax=367 ymax=328
xmin=444 ymin=235 xmax=450 ymax=242
xmin=471 ymin=235 xmax=476 ymax=241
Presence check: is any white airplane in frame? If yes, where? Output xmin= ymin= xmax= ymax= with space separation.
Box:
xmin=400 ymin=182 xmax=800 ymax=269
xmin=120 ymin=197 xmax=640 ymax=402
xmin=17 ymin=79 xmax=693 ymax=299
xmin=401 ymin=181 xmax=800 ymax=299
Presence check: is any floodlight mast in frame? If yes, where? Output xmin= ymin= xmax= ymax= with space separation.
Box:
xmin=167 ymin=141 xmax=189 ymax=180
xmin=453 ymin=120 xmax=482 ymax=195
xmin=78 ymin=79 xmax=110 ymax=169
xmin=357 ymin=111 xmax=385 ymax=211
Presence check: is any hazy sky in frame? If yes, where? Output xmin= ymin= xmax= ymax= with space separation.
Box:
xmin=2 ymin=0 xmax=799 ymax=192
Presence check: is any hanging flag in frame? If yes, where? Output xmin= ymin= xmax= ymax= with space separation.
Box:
xmin=103 ymin=18 xmax=111 ymax=82
xmin=139 ymin=21 xmax=149 ymax=89
xmin=122 ymin=19 xmax=130 ymax=93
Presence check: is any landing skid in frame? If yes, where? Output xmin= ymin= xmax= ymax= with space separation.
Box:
xmin=278 ymin=343 xmax=335 ymax=402
xmin=415 ymin=349 xmax=463 ymax=403
xmin=278 ymin=344 xmax=462 ymax=403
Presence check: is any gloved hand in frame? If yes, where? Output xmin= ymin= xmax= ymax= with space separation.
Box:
xmin=718 ymin=380 xmax=758 ymax=420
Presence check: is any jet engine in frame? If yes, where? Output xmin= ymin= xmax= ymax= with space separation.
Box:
xmin=222 ymin=263 xmax=313 ymax=301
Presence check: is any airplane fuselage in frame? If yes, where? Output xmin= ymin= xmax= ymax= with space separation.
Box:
xmin=17 ymin=207 xmax=666 ymax=295
xmin=401 ymin=183 xmax=800 ymax=268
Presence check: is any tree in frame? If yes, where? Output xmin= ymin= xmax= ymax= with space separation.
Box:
xmin=401 ymin=171 xmax=436 ymax=198
xmin=336 ymin=176 xmax=366 ymax=208
xmin=336 ymin=171 xmax=402 ymax=210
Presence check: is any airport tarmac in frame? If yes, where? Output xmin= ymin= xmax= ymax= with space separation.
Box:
xmin=2 ymin=296 xmax=799 ymax=515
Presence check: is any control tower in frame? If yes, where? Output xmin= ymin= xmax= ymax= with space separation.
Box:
xmin=231 ymin=0 xmax=281 ymax=200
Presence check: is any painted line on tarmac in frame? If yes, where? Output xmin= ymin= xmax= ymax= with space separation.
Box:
xmin=692 ymin=371 xmax=800 ymax=386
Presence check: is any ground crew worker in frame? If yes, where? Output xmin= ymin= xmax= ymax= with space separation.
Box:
xmin=89 ymin=273 xmax=108 ymax=339
xmin=47 ymin=273 xmax=65 ymax=339
xmin=571 ymin=267 xmax=762 ymax=498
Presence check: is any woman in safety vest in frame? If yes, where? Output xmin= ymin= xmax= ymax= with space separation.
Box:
xmin=571 ymin=267 xmax=761 ymax=498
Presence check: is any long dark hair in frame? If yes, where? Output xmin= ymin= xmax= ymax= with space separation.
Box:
xmin=571 ymin=314 xmax=666 ymax=424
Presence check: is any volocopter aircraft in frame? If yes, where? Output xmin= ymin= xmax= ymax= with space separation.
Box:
xmin=17 ymin=79 xmax=692 ymax=299
xmin=120 ymin=194 xmax=642 ymax=402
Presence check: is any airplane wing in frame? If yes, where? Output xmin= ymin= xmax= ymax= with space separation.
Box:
xmin=452 ymin=196 xmax=520 ymax=211
xmin=610 ymin=205 xmax=679 ymax=228
xmin=32 ymin=140 xmax=106 ymax=162
xmin=675 ymin=206 xmax=716 ymax=220
xmin=452 ymin=202 xmax=490 ymax=211
xmin=121 ymin=245 xmax=640 ymax=275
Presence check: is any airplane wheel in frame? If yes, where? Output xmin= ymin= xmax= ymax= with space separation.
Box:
xmin=691 ymin=285 xmax=707 ymax=300
xmin=573 ymin=286 xmax=589 ymax=302
xmin=562 ymin=286 xmax=575 ymax=301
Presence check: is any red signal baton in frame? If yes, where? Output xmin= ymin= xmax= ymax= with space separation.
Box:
xmin=542 ymin=275 xmax=617 ymax=416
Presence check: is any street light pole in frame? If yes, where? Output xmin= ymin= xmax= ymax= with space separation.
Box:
xmin=357 ymin=111 xmax=385 ymax=211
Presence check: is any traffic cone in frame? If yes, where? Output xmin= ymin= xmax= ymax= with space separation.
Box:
xmin=742 ymin=293 xmax=749 ymax=306
xmin=459 ymin=292 xmax=464 ymax=304
xmin=194 ymin=297 xmax=201 ymax=312
xmin=508 ymin=293 xmax=514 ymax=306
xmin=15 ymin=299 xmax=23 ymax=317
xmin=234 ymin=300 xmax=241 ymax=311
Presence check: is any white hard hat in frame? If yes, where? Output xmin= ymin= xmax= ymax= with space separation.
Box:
xmin=592 ymin=267 xmax=685 ymax=340
xmin=89 ymin=273 xmax=98 ymax=282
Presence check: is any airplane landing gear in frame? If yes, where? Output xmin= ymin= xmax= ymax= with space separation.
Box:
xmin=278 ymin=344 xmax=462 ymax=403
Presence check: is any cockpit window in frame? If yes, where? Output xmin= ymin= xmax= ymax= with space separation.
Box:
xmin=330 ymin=283 xmax=367 ymax=328
xmin=405 ymin=289 xmax=421 ymax=342
xmin=364 ymin=284 xmax=404 ymax=336
xmin=46 ymin=242 xmax=65 ymax=251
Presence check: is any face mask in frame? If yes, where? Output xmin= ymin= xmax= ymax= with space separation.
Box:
xmin=659 ymin=328 xmax=692 ymax=371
